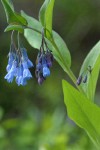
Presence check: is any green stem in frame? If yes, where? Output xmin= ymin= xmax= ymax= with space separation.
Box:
xmin=17 ymin=32 xmax=20 ymax=49
xmin=11 ymin=30 xmax=14 ymax=43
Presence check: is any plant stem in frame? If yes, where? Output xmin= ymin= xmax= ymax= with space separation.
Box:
xmin=17 ymin=32 xmax=20 ymax=49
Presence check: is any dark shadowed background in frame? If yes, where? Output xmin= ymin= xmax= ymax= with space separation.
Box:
xmin=0 ymin=0 xmax=100 ymax=149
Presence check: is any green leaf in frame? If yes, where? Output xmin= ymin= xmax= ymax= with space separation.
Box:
xmin=4 ymin=24 xmax=24 ymax=32
xmin=21 ymin=11 xmax=71 ymax=73
xmin=62 ymin=80 xmax=100 ymax=149
xmin=79 ymin=41 xmax=100 ymax=101
xmin=21 ymin=11 xmax=43 ymax=48
xmin=39 ymin=0 xmax=55 ymax=38
xmin=52 ymin=31 xmax=71 ymax=69
xmin=1 ymin=0 xmax=27 ymax=25
xmin=39 ymin=0 xmax=49 ymax=26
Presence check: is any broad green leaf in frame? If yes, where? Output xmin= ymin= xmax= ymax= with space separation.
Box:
xmin=79 ymin=41 xmax=100 ymax=101
xmin=21 ymin=11 xmax=71 ymax=73
xmin=39 ymin=0 xmax=55 ymax=38
xmin=1 ymin=0 xmax=27 ymax=25
xmin=5 ymin=24 xmax=24 ymax=32
xmin=62 ymin=80 xmax=100 ymax=149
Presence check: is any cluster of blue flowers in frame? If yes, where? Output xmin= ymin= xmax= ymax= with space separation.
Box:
xmin=5 ymin=37 xmax=33 ymax=86
xmin=35 ymin=49 xmax=53 ymax=85
xmin=4 ymin=31 xmax=53 ymax=86
xmin=35 ymin=29 xmax=54 ymax=85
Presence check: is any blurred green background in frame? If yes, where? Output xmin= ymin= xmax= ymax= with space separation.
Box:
xmin=0 ymin=0 xmax=100 ymax=149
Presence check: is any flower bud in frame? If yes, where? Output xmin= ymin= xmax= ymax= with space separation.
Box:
xmin=83 ymin=75 xmax=87 ymax=83
xmin=76 ymin=75 xmax=82 ymax=85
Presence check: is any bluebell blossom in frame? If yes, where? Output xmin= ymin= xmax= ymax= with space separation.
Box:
xmin=5 ymin=61 xmax=17 ymax=83
xmin=15 ymin=64 xmax=28 ymax=86
xmin=43 ymin=64 xmax=50 ymax=77
xmin=21 ymin=48 xmax=34 ymax=68
xmin=22 ymin=59 xmax=33 ymax=80
xmin=42 ymin=55 xmax=50 ymax=77
xmin=6 ymin=45 xmax=16 ymax=72
xmin=23 ymin=68 xmax=32 ymax=79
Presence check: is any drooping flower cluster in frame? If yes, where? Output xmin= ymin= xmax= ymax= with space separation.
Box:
xmin=4 ymin=30 xmax=54 ymax=86
xmin=35 ymin=49 xmax=53 ymax=85
xmin=35 ymin=29 xmax=53 ymax=85
xmin=5 ymin=32 xmax=33 ymax=86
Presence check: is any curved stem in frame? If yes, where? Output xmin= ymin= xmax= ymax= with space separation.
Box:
xmin=11 ymin=30 xmax=14 ymax=43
